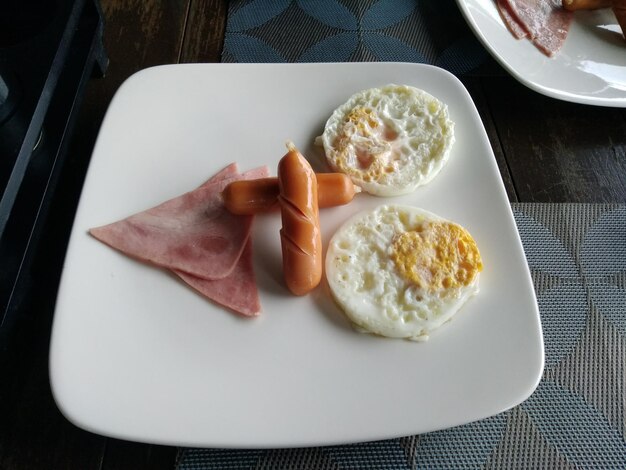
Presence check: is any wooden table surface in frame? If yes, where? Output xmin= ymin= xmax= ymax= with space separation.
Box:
xmin=0 ymin=1 xmax=625 ymax=468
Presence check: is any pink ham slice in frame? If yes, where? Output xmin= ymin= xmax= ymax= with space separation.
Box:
xmin=497 ymin=0 xmax=529 ymax=39
xmin=174 ymin=239 xmax=260 ymax=316
xmin=502 ymin=0 xmax=573 ymax=56
xmin=173 ymin=163 xmax=262 ymax=316
xmin=199 ymin=162 xmax=238 ymax=188
xmin=90 ymin=165 xmax=269 ymax=280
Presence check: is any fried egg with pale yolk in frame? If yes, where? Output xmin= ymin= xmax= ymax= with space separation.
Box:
xmin=319 ymin=84 xmax=455 ymax=197
xmin=325 ymin=205 xmax=483 ymax=341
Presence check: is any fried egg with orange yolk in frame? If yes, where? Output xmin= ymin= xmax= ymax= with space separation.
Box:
xmin=325 ymin=205 xmax=483 ymax=341
xmin=319 ymin=85 xmax=455 ymax=197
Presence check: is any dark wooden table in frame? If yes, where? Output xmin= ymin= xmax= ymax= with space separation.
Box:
xmin=1 ymin=1 xmax=624 ymax=468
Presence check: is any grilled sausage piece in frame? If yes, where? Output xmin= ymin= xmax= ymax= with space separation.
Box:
xmin=278 ymin=144 xmax=323 ymax=296
xmin=222 ymin=174 xmax=358 ymax=215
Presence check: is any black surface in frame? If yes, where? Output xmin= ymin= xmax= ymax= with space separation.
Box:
xmin=0 ymin=0 xmax=106 ymax=344
xmin=0 ymin=0 xmax=107 ymax=344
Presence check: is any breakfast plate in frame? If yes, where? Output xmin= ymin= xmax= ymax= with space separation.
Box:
xmin=456 ymin=0 xmax=626 ymax=107
xmin=49 ymin=63 xmax=543 ymax=448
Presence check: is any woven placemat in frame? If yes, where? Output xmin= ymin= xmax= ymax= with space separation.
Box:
xmin=221 ymin=0 xmax=499 ymax=75
xmin=177 ymin=205 xmax=626 ymax=468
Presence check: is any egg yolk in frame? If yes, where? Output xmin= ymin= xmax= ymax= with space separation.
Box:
xmin=391 ymin=222 xmax=483 ymax=291
xmin=332 ymin=107 xmax=398 ymax=182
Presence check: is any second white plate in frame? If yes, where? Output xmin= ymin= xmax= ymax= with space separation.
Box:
xmin=457 ymin=0 xmax=626 ymax=107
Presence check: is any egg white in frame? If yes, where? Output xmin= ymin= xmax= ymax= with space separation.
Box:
xmin=319 ymin=84 xmax=455 ymax=197
xmin=325 ymin=205 xmax=481 ymax=341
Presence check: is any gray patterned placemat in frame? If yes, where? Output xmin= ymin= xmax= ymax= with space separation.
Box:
xmin=221 ymin=0 xmax=494 ymax=75
xmin=177 ymin=204 xmax=626 ymax=468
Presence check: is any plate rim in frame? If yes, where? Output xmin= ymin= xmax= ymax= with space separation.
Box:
xmin=455 ymin=0 xmax=626 ymax=107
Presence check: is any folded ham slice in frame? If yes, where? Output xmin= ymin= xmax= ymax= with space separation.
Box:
xmin=175 ymin=163 xmax=261 ymax=316
xmin=200 ymin=162 xmax=239 ymax=188
xmin=497 ymin=0 xmax=529 ymax=39
xmin=499 ymin=0 xmax=573 ymax=56
xmin=90 ymin=164 xmax=268 ymax=316
xmin=175 ymin=239 xmax=260 ymax=316
xmin=90 ymin=165 xmax=269 ymax=280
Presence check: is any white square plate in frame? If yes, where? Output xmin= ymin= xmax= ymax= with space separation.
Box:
xmin=50 ymin=63 xmax=543 ymax=448
xmin=456 ymin=0 xmax=626 ymax=107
